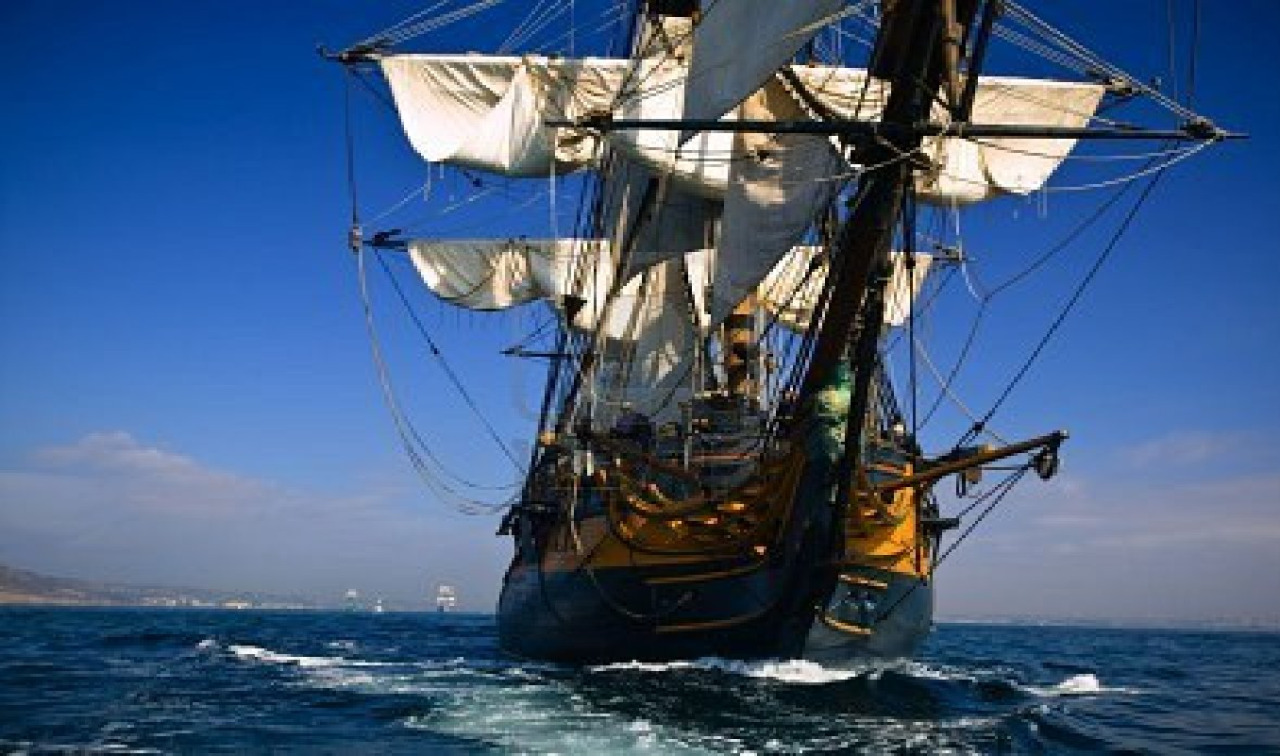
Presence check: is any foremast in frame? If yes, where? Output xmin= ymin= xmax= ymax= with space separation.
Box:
xmin=775 ymin=0 xmax=985 ymax=643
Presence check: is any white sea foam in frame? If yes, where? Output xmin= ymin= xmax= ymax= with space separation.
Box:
xmin=225 ymin=643 xmax=397 ymax=669
xmin=592 ymin=655 xmax=1137 ymax=700
xmin=591 ymin=656 xmax=1019 ymax=688
xmin=1024 ymin=673 xmax=1140 ymax=697
xmin=895 ymin=661 xmax=981 ymax=684
xmin=227 ymin=644 xmax=343 ymax=667
xmin=590 ymin=656 xmax=875 ymax=684
xmin=224 ymin=646 xmax=985 ymax=754
xmin=195 ymin=638 xmax=217 ymax=650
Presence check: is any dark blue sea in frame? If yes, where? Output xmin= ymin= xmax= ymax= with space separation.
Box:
xmin=2 ymin=608 xmax=1277 ymax=754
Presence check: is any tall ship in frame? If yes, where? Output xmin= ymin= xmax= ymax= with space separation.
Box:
xmin=327 ymin=1 xmax=1235 ymax=662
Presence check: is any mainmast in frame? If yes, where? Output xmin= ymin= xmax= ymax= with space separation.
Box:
xmin=802 ymin=0 xmax=977 ymax=410
xmin=794 ymin=0 xmax=980 ymax=603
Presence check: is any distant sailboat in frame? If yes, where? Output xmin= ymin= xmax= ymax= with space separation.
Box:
xmin=435 ymin=585 xmax=458 ymax=613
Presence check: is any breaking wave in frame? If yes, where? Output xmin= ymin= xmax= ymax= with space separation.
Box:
xmin=1022 ymin=672 xmax=1141 ymax=697
xmin=590 ymin=657 xmax=871 ymax=684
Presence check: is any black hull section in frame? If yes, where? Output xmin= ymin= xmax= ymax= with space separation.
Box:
xmin=497 ymin=561 xmax=932 ymax=665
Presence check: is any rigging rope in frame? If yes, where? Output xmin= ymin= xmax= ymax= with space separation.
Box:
xmin=357 ymin=249 xmax=521 ymax=501
xmin=1003 ymin=1 xmax=1202 ymax=123
xmin=343 ymin=71 xmax=360 ymax=229
xmin=1187 ymin=0 xmax=1201 ymax=109
xmin=873 ymin=465 xmax=1030 ymax=625
xmin=372 ymin=251 xmax=528 ymax=473
xmin=1167 ymin=0 xmax=1180 ymax=105
xmin=962 ymin=168 xmax=1168 ymax=446
xmin=343 ymin=65 xmax=523 ymax=507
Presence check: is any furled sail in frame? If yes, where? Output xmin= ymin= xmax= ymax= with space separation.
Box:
xmin=408 ymin=239 xmax=928 ymax=333
xmin=932 ymin=77 xmax=1106 ymax=199
xmin=378 ymin=55 xmax=617 ymax=176
xmin=408 ymin=238 xmax=696 ymax=343
xmin=784 ymin=66 xmax=1105 ymax=203
xmin=408 ymin=238 xmax=614 ymax=330
xmin=379 ymin=54 xmax=1102 ymax=204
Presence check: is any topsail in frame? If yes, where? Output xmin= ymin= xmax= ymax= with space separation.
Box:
xmin=378 ymin=56 xmax=1103 ymax=204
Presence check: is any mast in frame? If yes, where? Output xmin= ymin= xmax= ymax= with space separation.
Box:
xmin=802 ymin=0 xmax=976 ymax=403
xmin=800 ymin=0 xmax=979 ymax=586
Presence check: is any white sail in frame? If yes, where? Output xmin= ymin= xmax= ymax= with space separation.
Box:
xmin=605 ymin=15 xmax=736 ymax=199
xmin=599 ymin=257 xmax=699 ymax=423
xmin=680 ymin=0 xmax=844 ymax=130
xmin=408 ymin=238 xmax=614 ymax=329
xmin=944 ymin=77 xmax=1106 ymax=198
xmin=785 ymin=66 xmax=1105 ymax=203
xmin=711 ymin=79 xmax=844 ymax=327
xmin=407 ymin=237 xmax=940 ymax=424
xmin=379 ymin=54 xmax=622 ymax=176
xmin=407 ymin=238 xmax=696 ymax=351
xmin=379 ymin=55 xmax=1101 ymax=204
xmin=603 ymin=158 xmax=718 ymax=278
xmin=409 ymin=239 xmax=927 ymax=332
xmin=408 ymin=238 xmax=694 ymax=421
xmin=758 ymin=246 xmax=933 ymax=332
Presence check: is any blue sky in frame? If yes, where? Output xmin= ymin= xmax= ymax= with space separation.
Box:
xmin=1 ymin=1 xmax=1277 ymax=621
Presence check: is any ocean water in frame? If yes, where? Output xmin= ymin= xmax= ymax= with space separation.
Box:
xmin=1 ymin=608 xmax=1277 ymax=754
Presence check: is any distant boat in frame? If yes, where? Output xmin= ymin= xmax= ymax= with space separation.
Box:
xmin=435 ymin=585 xmax=457 ymax=613
xmin=373 ymin=598 xmax=385 ymax=614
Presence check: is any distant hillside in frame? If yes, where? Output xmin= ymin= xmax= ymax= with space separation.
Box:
xmin=0 ymin=563 xmax=318 ymax=609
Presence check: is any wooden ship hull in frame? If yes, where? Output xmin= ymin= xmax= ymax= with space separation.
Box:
xmin=499 ymin=557 xmax=934 ymax=664
xmin=498 ymin=421 xmax=940 ymax=664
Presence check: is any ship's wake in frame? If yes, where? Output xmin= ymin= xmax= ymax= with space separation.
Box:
xmin=201 ymin=637 xmax=1142 ymax=754
xmin=589 ymin=655 xmax=1140 ymax=696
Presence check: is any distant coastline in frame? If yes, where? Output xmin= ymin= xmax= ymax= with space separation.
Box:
xmin=0 ymin=562 xmax=317 ymax=611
